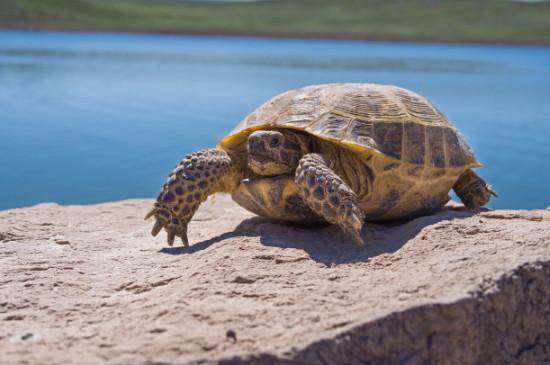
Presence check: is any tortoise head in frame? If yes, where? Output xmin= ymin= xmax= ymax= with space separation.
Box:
xmin=247 ymin=130 xmax=308 ymax=176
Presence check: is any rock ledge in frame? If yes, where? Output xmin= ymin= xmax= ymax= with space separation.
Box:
xmin=0 ymin=195 xmax=549 ymax=364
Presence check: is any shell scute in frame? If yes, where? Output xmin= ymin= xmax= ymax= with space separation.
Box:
xmin=444 ymin=128 xmax=467 ymax=167
xmin=391 ymin=86 xmax=445 ymax=124
xmin=345 ymin=119 xmax=376 ymax=150
xmin=306 ymin=113 xmax=351 ymax=141
xmin=373 ymin=122 xmax=403 ymax=161
xmin=426 ymin=125 xmax=446 ymax=168
xmin=404 ymin=121 xmax=426 ymax=165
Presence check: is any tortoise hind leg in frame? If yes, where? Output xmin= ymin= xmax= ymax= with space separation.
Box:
xmin=295 ymin=153 xmax=366 ymax=247
xmin=453 ymin=169 xmax=498 ymax=209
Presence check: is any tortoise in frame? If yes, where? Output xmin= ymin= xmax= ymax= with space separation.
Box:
xmin=145 ymin=83 xmax=497 ymax=247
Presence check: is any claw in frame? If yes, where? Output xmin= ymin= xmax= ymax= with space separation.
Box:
xmin=180 ymin=224 xmax=189 ymax=247
xmin=351 ymin=233 xmax=365 ymax=248
xmin=181 ymin=233 xmax=189 ymax=247
xmin=151 ymin=218 xmax=165 ymax=236
xmin=144 ymin=208 xmax=156 ymax=220
xmin=340 ymin=212 xmax=365 ymax=247
xmin=349 ymin=212 xmax=363 ymax=231
xmin=167 ymin=227 xmax=176 ymax=246
xmin=343 ymin=224 xmax=365 ymax=248
xmin=487 ymin=184 xmax=498 ymax=198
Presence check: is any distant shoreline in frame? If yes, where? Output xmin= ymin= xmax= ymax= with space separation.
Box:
xmin=2 ymin=0 xmax=549 ymax=46
xmin=2 ymin=25 xmax=550 ymax=47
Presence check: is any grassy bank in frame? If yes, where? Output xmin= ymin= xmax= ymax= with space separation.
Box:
xmin=1 ymin=0 xmax=549 ymax=45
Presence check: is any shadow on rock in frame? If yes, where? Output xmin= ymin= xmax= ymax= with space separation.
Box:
xmin=159 ymin=230 xmax=247 ymax=255
xmin=158 ymin=217 xmax=271 ymax=255
xmin=259 ymin=205 xmax=484 ymax=266
xmin=161 ymin=205 xmax=486 ymax=266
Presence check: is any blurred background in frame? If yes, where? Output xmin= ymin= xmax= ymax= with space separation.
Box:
xmin=0 ymin=0 xmax=549 ymax=210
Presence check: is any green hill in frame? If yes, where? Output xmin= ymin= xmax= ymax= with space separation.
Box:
xmin=1 ymin=0 xmax=549 ymax=44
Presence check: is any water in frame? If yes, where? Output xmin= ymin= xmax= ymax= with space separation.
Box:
xmin=1 ymin=30 xmax=549 ymax=210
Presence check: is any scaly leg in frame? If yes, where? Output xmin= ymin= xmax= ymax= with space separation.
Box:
xmin=145 ymin=149 xmax=240 ymax=246
xmin=295 ymin=153 xmax=366 ymax=247
xmin=453 ymin=169 xmax=498 ymax=209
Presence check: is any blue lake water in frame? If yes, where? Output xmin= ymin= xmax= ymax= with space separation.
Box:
xmin=1 ymin=30 xmax=549 ymax=211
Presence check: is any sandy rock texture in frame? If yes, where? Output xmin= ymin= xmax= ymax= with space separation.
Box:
xmin=1 ymin=194 xmax=549 ymax=364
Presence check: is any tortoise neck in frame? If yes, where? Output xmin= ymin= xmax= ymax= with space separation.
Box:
xmin=282 ymin=129 xmax=313 ymax=157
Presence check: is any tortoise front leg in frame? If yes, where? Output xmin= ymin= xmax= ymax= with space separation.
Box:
xmin=295 ymin=153 xmax=366 ymax=247
xmin=145 ymin=149 xmax=240 ymax=246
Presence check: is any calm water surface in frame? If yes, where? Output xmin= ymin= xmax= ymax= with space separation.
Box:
xmin=1 ymin=31 xmax=549 ymax=210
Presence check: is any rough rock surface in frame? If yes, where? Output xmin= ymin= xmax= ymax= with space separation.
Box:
xmin=1 ymin=195 xmax=549 ymax=364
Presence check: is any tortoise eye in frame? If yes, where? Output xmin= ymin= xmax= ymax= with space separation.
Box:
xmin=269 ymin=137 xmax=281 ymax=147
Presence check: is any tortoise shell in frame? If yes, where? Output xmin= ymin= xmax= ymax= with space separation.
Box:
xmin=219 ymin=83 xmax=481 ymax=220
